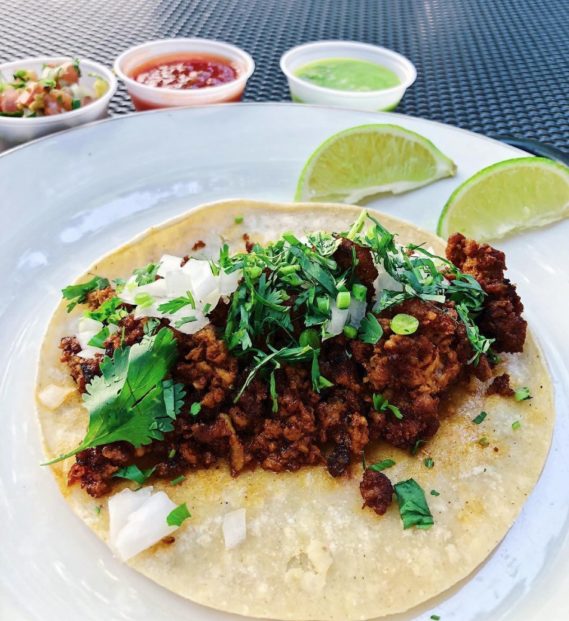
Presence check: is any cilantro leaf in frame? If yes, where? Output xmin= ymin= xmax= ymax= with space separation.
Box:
xmin=158 ymin=292 xmax=196 ymax=314
xmin=113 ymin=464 xmax=155 ymax=485
xmin=88 ymin=326 xmax=110 ymax=349
xmin=369 ymin=458 xmax=396 ymax=472
xmin=167 ymin=502 xmax=191 ymax=526
xmin=358 ymin=313 xmax=383 ymax=344
xmin=133 ymin=262 xmax=159 ymax=286
xmin=372 ymin=393 xmax=403 ymax=419
xmin=170 ymin=475 xmax=185 ymax=486
xmin=162 ymin=379 xmax=186 ymax=419
xmin=189 ymin=402 xmax=201 ymax=416
xmin=45 ymin=328 xmax=181 ymax=463
xmin=393 ymin=478 xmax=434 ymax=529
xmin=85 ymin=296 xmax=127 ymax=324
xmin=62 ymin=276 xmax=109 ymax=312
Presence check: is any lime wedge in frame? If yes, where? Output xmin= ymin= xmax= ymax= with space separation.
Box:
xmin=295 ymin=124 xmax=457 ymax=203
xmin=437 ymin=157 xmax=569 ymax=241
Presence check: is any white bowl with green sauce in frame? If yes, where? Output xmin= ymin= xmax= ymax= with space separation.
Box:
xmin=280 ymin=41 xmax=416 ymax=111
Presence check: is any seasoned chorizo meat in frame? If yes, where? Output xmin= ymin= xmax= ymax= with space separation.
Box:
xmin=55 ymin=221 xmax=526 ymax=517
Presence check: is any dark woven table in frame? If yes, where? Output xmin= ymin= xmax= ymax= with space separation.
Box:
xmin=2 ymin=0 xmax=568 ymax=150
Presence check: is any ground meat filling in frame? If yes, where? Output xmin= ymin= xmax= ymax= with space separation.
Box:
xmin=59 ymin=235 xmax=526 ymax=515
xmin=487 ymin=373 xmax=515 ymax=397
xmin=360 ymin=469 xmax=394 ymax=515
xmin=446 ymin=233 xmax=527 ymax=353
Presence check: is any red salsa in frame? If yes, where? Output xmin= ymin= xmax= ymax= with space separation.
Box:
xmin=133 ymin=54 xmax=237 ymax=90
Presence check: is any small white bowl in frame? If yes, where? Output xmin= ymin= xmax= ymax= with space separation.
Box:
xmin=114 ymin=39 xmax=255 ymax=111
xmin=280 ymin=41 xmax=416 ymax=112
xmin=0 ymin=56 xmax=117 ymax=149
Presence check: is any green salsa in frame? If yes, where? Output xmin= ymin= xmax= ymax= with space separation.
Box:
xmin=295 ymin=58 xmax=400 ymax=92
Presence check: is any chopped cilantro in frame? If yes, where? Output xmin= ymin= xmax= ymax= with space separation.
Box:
xmin=234 ymin=216 xmax=244 ymax=224
xmin=369 ymin=458 xmax=396 ymax=472
xmin=478 ymin=436 xmax=490 ymax=448
xmin=390 ymin=313 xmax=419 ymax=335
xmin=174 ymin=316 xmax=197 ymax=328
xmin=372 ymin=393 xmax=403 ymax=419
xmin=158 ymin=292 xmax=195 ymax=314
xmin=88 ymin=326 xmax=110 ymax=349
xmin=336 ymin=291 xmax=351 ymax=309
xmin=203 ymin=302 xmax=212 ymax=314
xmin=514 ymin=386 xmax=532 ymax=401
xmin=86 ymin=296 xmax=128 ymax=325
xmin=167 ymin=502 xmax=191 ymax=527
xmin=424 ymin=457 xmax=434 ymax=469
xmin=269 ymin=370 xmax=278 ymax=413
xmin=431 ymin=615 xmax=441 ymax=620
xmin=133 ymin=262 xmax=160 ymax=286
xmin=343 ymin=325 xmax=358 ymax=339
xmin=512 ymin=420 xmax=522 ymax=431
xmin=358 ymin=313 xmax=383 ymax=344
xmin=71 ymin=98 xmax=81 ymax=110
xmin=430 ymin=489 xmax=440 ymax=496
xmin=62 ymin=276 xmax=109 ymax=312
xmin=190 ymin=402 xmax=202 ymax=416
xmin=170 ymin=475 xmax=185 ymax=486
xmin=393 ymin=478 xmax=434 ymax=530
xmin=168 ymin=448 xmax=176 ymax=459
xmin=472 ymin=411 xmax=487 ymax=425
xmin=113 ymin=464 xmax=155 ymax=485
xmin=411 ymin=439 xmax=426 ymax=455
xmin=45 ymin=328 xmax=183 ymax=463
xmin=94 ymin=505 xmax=101 ymax=515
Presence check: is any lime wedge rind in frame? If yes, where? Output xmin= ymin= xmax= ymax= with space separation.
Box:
xmin=437 ymin=157 xmax=569 ymax=241
xmin=295 ymin=123 xmax=457 ymax=204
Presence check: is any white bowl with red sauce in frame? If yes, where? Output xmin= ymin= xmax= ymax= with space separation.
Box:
xmin=114 ymin=39 xmax=255 ymax=110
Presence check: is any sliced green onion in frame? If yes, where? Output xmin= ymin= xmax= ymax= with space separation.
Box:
xmin=336 ymin=291 xmax=351 ymax=310
xmin=390 ymin=313 xmax=419 ymax=335
xmin=246 ymin=265 xmax=263 ymax=279
xmin=279 ymin=264 xmax=300 ymax=275
xmin=134 ymin=292 xmax=154 ymax=308
xmin=514 ymin=386 xmax=532 ymax=401
xmin=343 ymin=325 xmax=358 ymax=339
xmin=234 ymin=216 xmax=244 ymax=224
xmin=512 ymin=420 xmax=521 ymax=431
xmin=317 ymin=296 xmax=330 ymax=314
xmin=71 ymin=98 xmax=81 ymax=110
xmin=352 ymin=283 xmax=367 ymax=301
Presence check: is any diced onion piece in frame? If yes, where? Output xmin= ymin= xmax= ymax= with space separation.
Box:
xmin=219 ymin=269 xmax=241 ymax=296
xmin=133 ymin=304 xmax=161 ymax=320
xmin=111 ymin=489 xmax=178 ymax=561
xmin=373 ymin=269 xmax=404 ymax=299
xmin=164 ymin=269 xmax=194 ymax=298
xmin=38 ymin=384 xmax=75 ymax=409
xmin=77 ymin=346 xmax=105 ymax=359
xmin=108 ymin=487 xmax=153 ymax=544
xmin=222 ymin=508 xmax=247 ymax=549
xmin=157 ymin=254 xmax=184 ymax=277
xmin=78 ymin=317 xmax=104 ymax=334
xmin=348 ymin=299 xmax=367 ymax=328
xmin=327 ymin=303 xmax=349 ymax=337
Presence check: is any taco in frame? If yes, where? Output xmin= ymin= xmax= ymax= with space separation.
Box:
xmin=36 ymin=199 xmax=553 ymax=620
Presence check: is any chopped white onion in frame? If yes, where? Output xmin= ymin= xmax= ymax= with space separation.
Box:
xmin=222 ymin=508 xmax=247 ymax=549
xmin=327 ymin=303 xmax=349 ymax=337
xmin=109 ymin=488 xmax=179 ymax=561
xmin=219 ymin=269 xmax=241 ymax=295
xmin=157 ymin=254 xmax=184 ymax=277
xmin=78 ymin=317 xmax=104 ymax=334
xmin=77 ymin=346 xmax=105 ymax=359
xmin=373 ymin=269 xmax=404 ymax=300
xmin=108 ymin=487 xmax=153 ymax=544
xmin=348 ymin=299 xmax=367 ymax=328
xmin=165 ymin=270 xmax=194 ymax=298
xmin=38 ymin=384 xmax=75 ymax=409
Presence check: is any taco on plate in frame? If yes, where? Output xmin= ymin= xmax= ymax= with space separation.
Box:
xmin=36 ymin=199 xmax=553 ymax=620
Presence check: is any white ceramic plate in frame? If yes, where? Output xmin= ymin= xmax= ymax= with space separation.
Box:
xmin=1 ymin=104 xmax=568 ymax=621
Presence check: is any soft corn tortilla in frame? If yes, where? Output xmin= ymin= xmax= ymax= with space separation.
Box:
xmin=36 ymin=199 xmax=554 ymax=620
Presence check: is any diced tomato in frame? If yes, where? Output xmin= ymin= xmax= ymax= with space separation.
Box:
xmin=0 ymin=89 xmax=20 ymax=114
